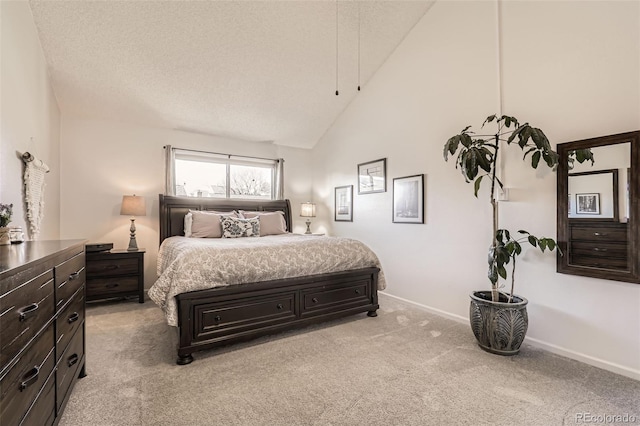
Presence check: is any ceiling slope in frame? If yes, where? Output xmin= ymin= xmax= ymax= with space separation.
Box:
xmin=30 ymin=1 xmax=432 ymax=148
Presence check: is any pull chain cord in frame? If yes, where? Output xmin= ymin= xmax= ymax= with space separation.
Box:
xmin=335 ymin=0 xmax=339 ymax=96
xmin=357 ymin=1 xmax=361 ymax=91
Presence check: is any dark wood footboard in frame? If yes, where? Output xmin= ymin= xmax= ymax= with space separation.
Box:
xmin=175 ymin=267 xmax=379 ymax=364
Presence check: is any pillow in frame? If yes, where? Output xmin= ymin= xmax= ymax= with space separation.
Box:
xmin=189 ymin=210 xmax=238 ymax=238
xmin=240 ymin=211 xmax=287 ymax=236
xmin=184 ymin=212 xmax=193 ymax=237
xmin=220 ymin=216 xmax=260 ymax=238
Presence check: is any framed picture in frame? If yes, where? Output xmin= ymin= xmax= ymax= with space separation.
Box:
xmin=358 ymin=158 xmax=386 ymax=194
xmin=393 ymin=174 xmax=424 ymax=224
xmin=576 ymin=193 xmax=600 ymax=215
xmin=335 ymin=185 xmax=353 ymax=221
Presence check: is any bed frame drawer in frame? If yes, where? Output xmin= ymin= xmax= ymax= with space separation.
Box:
xmin=193 ymin=293 xmax=297 ymax=342
xmin=0 ymin=270 xmax=54 ymax=369
xmin=301 ymin=281 xmax=371 ymax=317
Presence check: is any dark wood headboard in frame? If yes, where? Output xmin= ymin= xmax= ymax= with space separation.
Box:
xmin=159 ymin=194 xmax=293 ymax=244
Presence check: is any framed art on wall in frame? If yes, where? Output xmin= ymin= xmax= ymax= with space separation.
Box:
xmin=393 ymin=174 xmax=424 ymax=224
xmin=576 ymin=193 xmax=600 ymax=215
xmin=358 ymin=158 xmax=386 ymax=194
xmin=335 ymin=185 xmax=353 ymax=221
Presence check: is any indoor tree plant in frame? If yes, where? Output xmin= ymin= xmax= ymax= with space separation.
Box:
xmin=443 ymin=114 xmax=593 ymax=355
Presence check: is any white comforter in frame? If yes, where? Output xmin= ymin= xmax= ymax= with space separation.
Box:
xmin=148 ymin=234 xmax=386 ymax=326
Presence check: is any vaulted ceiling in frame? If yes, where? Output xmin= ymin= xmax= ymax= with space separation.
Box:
xmin=29 ymin=1 xmax=433 ymax=148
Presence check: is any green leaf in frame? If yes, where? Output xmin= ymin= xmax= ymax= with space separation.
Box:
xmin=482 ymin=115 xmax=496 ymax=127
xmin=514 ymin=241 xmax=522 ymax=255
xmin=460 ymin=133 xmax=473 ymax=148
xmin=539 ymin=238 xmax=548 ymax=251
xmin=474 ymin=176 xmax=483 ymax=197
xmin=546 ymin=239 xmax=556 ymax=251
xmin=528 ymin=236 xmax=537 ymax=247
xmin=504 ymin=116 xmax=511 ymax=127
xmin=531 ymin=151 xmax=541 ymax=168
xmin=518 ymin=230 xmax=529 ymax=235
xmin=498 ymin=266 xmax=507 ymax=279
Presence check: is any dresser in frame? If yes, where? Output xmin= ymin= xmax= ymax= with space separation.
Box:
xmin=0 ymin=240 xmax=86 ymax=426
xmin=86 ymin=249 xmax=144 ymax=303
xmin=569 ymin=221 xmax=629 ymax=270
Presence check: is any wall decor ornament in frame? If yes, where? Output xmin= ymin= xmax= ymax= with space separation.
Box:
xmin=22 ymin=152 xmax=50 ymax=239
xmin=392 ymin=174 xmax=424 ymax=224
xmin=334 ymin=185 xmax=353 ymax=222
xmin=357 ymin=158 xmax=386 ymax=194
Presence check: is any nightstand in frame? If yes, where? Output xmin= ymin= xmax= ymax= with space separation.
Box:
xmin=85 ymin=249 xmax=145 ymax=303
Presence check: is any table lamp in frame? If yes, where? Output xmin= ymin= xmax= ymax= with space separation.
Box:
xmin=300 ymin=202 xmax=316 ymax=234
xmin=120 ymin=195 xmax=146 ymax=251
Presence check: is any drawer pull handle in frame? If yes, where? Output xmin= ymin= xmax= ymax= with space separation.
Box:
xmin=355 ymin=289 xmax=361 ymax=294
xmin=67 ymin=354 xmax=79 ymax=367
xmin=593 ymin=232 xmax=608 ymax=237
xmin=214 ymin=315 xmax=221 ymax=322
xmin=19 ymin=366 xmax=40 ymax=391
xmin=105 ymin=265 xmax=120 ymax=270
xmin=69 ymin=272 xmax=80 ymax=280
xmin=276 ymin=303 xmax=283 ymax=310
xmin=18 ymin=303 xmax=39 ymax=321
xmin=593 ymin=248 xmax=608 ymax=252
xmin=68 ymin=312 xmax=80 ymax=323
xmin=312 ymin=298 xmax=318 ymax=303
xmin=106 ymin=283 xmax=119 ymax=289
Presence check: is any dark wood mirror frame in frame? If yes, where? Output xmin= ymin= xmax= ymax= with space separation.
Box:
xmin=557 ymin=130 xmax=639 ymax=283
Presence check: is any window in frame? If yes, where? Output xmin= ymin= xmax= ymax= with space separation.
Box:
xmin=172 ymin=149 xmax=278 ymax=200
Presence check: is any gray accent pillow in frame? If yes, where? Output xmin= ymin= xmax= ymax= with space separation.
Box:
xmin=189 ymin=210 xmax=238 ymax=238
xmin=220 ymin=216 xmax=260 ymax=238
xmin=239 ymin=211 xmax=287 ymax=236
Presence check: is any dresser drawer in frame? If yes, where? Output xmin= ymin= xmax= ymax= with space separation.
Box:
xmin=87 ymin=276 xmax=138 ymax=299
xmin=86 ymin=257 xmax=139 ymax=277
xmin=0 ymin=270 xmax=54 ymax=369
xmin=193 ymin=293 xmax=296 ymax=342
xmin=56 ymin=328 xmax=84 ymax=412
xmin=570 ymin=225 xmax=628 ymax=242
xmin=301 ymin=281 xmax=370 ymax=317
xmin=20 ymin=370 xmax=55 ymax=426
xmin=56 ymin=289 xmax=85 ymax=361
xmin=56 ymin=254 xmax=85 ymax=312
xmin=0 ymin=324 xmax=55 ymax=426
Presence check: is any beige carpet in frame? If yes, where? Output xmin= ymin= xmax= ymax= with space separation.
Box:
xmin=59 ymin=294 xmax=640 ymax=426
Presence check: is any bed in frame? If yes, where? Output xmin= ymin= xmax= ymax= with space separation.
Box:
xmin=150 ymin=195 xmax=383 ymax=365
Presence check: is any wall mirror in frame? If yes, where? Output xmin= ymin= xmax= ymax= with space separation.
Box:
xmin=557 ymin=131 xmax=639 ymax=283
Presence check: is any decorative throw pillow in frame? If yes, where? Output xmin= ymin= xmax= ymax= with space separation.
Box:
xmin=189 ymin=210 xmax=238 ymax=238
xmin=220 ymin=216 xmax=260 ymax=238
xmin=240 ymin=211 xmax=287 ymax=236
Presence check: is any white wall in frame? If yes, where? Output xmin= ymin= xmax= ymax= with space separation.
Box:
xmin=311 ymin=0 xmax=640 ymax=379
xmin=1 ymin=1 xmax=60 ymax=240
xmin=59 ymin=117 xmax=313 ymax=288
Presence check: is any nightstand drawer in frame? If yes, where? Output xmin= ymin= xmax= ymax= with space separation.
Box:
xmin=86 ymin=276 xmax=139 ymax=299
xmin=0 ymin=270 xmax=54 ymax=369
xmin=86 ymin=257 xmax=139 ymax=277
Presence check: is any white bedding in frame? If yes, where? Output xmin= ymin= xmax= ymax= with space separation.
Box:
xmin=148 ymin=234 xmax=386 ymax=326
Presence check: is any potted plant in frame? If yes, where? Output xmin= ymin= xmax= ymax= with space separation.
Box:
xmin=443 ymin=115 xmax=593 ymax=355
xmin=0 ymin=203 xmax=13 ymax=245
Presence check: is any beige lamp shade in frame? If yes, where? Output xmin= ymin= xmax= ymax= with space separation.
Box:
xmin=300 ymin=202 xmax=316 ymax=218
xmin=120 ymin=195 xmax=146 ymax=216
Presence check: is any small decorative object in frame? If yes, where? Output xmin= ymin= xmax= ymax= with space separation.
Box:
xmin=576 ymin=193 xmax=600 ymax=214
xmin=334 ymin=185 xmax=353 ymax=222
xmin=392 ymin=175 xmax=424 ymax=224
xmin=443 ymin=114 xmax=594 ymax=355
xmin=120 ymin=195 xmax=146 ymax=251
xmin=357 ymin=158 xmax=386 ymax=194
xmin=0 ymin=203 xmax=13 ymax=246
xmin=9 ymin=227 xmax=25 ymax=244
xmin=300 ymin=202 xmax=316 ymax=234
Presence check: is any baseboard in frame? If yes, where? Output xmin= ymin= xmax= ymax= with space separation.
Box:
xmin=524 ymin=337 xmax=640 ymax=381
xmin=379 ymin=292 xmax=640 ymax=382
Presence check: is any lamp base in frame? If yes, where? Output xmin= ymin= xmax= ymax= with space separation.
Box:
xmin=127 ymin=218 xmax=139 ymax=251
xmin=304 ymin=219 xmax=312 ymax=234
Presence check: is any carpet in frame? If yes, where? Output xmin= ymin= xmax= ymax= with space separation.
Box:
xmin=59 ymin=294 xmax=640 ymax=426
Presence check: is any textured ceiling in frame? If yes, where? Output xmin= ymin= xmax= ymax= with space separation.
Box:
xmin=29 ymin=1 xmax=432 ymax=148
